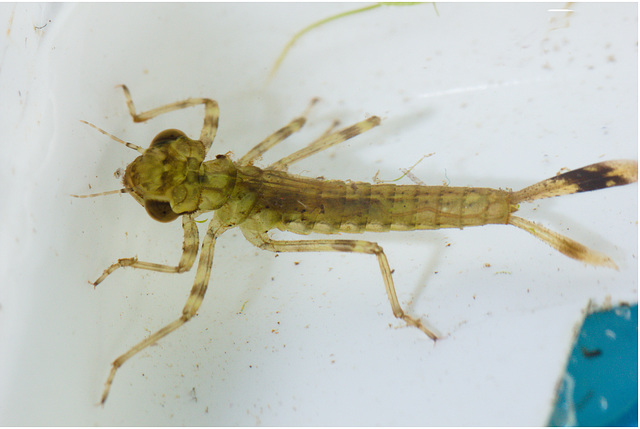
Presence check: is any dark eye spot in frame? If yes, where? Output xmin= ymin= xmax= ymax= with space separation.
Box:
xmin=150 ymin=129 xmax=186 ymax=148
xmin=145 ymin=200 xmax=179 ymax=222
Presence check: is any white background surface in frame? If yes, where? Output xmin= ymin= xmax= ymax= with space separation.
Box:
xmin=0 ymin=3 xmax=637 ymax=426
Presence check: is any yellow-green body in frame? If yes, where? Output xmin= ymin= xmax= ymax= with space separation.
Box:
xmin=82 ymin=85 xmax=637 ymax=404
xmin=222 ymin=164 xmax=512 ymax=234
xmin=125 ymin=134 xmax=514 ymax=236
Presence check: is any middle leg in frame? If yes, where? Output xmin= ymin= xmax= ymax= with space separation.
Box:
xmin=238 ymin=98 xmax=319 ymax=166
xmin=269 ymin=116 xmax=380 ymax=171
xmin=99 ymin=216 xmax=232 ymax=404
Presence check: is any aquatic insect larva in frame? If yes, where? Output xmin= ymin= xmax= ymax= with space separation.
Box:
xmin=74 ymin=86 xmax=638 ymax=404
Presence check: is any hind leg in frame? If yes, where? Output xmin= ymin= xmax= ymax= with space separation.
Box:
xmin=241 ymin=227 xmax=439 ymax=340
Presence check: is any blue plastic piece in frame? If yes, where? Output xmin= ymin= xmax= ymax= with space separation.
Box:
xmin=549 ymin=304 xmax=638 ymax=426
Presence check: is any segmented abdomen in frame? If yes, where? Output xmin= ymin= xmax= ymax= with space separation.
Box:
xmin=242 ymin=169 xmax=512 ymax=235
xmin=336 ymin=182 xmax=511 ymax=233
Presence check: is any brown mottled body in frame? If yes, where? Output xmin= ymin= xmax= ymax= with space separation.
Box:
xmin=234 ymin=168 xmax=512 ymax=234
xmin=75 ymin=85 xmax=637 ymax=404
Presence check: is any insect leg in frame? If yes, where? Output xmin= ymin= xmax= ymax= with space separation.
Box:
xmin=118 ymin=85 xmax=219 ymax=153
xmin=269 ymin=116 xmax=381 ymax=171
xmin=100 ymin=217 xmax=230 ymax=404
xmin=238 ymin=98 xmax=319 ymax=165
xmin=260 ymin=119 xmax=342 ymax=172
xmin=240 ymin=228 xmax=438 ymax=340
xmin=93 ymin=214 xmax=199 ymax=287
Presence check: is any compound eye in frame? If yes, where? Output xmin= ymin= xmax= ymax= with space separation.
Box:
xmin=144 ymin=200 xmax=180 ymax=222
xmin=150 ymin=129 xmax=186 ymax=148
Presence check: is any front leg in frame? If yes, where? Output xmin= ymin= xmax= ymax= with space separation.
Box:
xmin=118 ymin=85 xmax=220 ymax=153
xmin=93 ymin=214 xmax=199 ymax=287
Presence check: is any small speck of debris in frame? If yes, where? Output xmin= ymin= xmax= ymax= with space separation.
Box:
xmin=581 ymin=347 xmax=603 ymax=358
xmin=34 ymin=20 xmax=51 ymax=30
xmin=294 ymin=261 xmax=300 ymax=265
xmin=483 ymin=263 xmax=491 ymax=268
